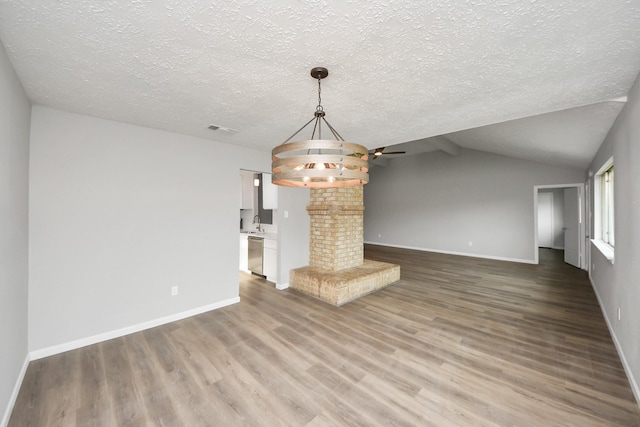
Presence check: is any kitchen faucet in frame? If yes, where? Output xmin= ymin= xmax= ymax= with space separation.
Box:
xmin=253 ymin=215 xmax=262 ymax=232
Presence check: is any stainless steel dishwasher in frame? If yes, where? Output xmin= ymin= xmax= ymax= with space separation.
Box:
xmin=247 ymin=236 xmax=264 ymax=276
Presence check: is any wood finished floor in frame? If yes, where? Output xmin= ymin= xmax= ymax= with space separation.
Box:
xmin=10 ymin=246 xmax=640 ymax=426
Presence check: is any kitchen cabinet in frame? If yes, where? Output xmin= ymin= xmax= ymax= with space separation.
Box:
xmin=263 ymin=238 xmax=278 ymax=282
xmin=262 ymin=173 xmax=278 ymax=209
xmin=241 ymin=172 xmax=254 ymax=210
xmin=239 ymin=234 xmax=249 ymax=272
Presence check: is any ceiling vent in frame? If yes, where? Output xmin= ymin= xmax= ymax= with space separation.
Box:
xmin=208 ymin=124 xmax=239 ymax=134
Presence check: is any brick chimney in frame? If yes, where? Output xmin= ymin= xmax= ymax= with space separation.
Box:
xmin=289 ymin=186 xmax=400 ymax=306
xmin=307 ymin=186 xmax=364 ymax=271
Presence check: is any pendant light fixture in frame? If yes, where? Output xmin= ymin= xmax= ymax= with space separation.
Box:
xmin=272 ymin=67 xmax=369 ymax=188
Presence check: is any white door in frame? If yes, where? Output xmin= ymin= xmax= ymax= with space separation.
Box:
xmin=563 ymin=187 xmax=580 ymax=268
xmin=537 ymin=192 xmax=554 ymax=248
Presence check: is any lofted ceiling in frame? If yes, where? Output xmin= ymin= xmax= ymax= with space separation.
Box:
xmin=1 ymin=1 xmax=639 ymax=170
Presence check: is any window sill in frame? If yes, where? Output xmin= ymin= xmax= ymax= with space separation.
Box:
xmin=591 ymin=239 xmax=615 ymax=264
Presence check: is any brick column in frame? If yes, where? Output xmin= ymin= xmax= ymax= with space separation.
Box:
xmin=307 ymin=186 xmax=364 ymax=272
xmin=291 ymin=185 xmax=399 ymax=305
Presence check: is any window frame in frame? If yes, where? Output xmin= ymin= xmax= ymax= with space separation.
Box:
xmin=600 ymin=165 xmax=614 ymax=246
xmin=592 ymin=157 xmax=614 ymax=262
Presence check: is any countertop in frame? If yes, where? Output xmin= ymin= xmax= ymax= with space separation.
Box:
xmin=240 ymin=230 xmax=277 ymax=240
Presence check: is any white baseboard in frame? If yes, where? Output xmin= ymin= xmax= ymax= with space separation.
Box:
xmin=276 ymin=282 xmax=289 ymax=290
xmin=30 ymin=297 xmax=240 ymax=360
xmin=364 ymin=242 xmax=536 ymax=264
xmin=589 ymin=277 xmax=640 ymax=406
xmin=1 ymin=353 xmax=30 ymax=427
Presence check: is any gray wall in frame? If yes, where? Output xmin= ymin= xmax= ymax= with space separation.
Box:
xmin=587 ymin=72 xmax=640 ymax=400
xmin=364 ymin=148 xmax=583 ymax=263
xmin=28 ymin=106 xmax=275 ymax=352
xmin=0 ymin=41 xmax=30 ymax=424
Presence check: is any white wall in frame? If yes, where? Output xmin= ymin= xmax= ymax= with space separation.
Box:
xmin=537 ymin=191 xmax=554 ymax=247
xmin=587 ymin=71 xmax=640 ymax=402
xmin=364 ymin=148 xmax=583 ymax=263
xmin=553 ymin=189 xmax=565 ymax=248
xmin=28 ymin=106 xmax=273 ymax=353
xmin=538 ymin=189 xmax=565 ymax=249
xmin=276 ymin=187 xmax=309 ymax=288
xmin=0 ymin=40 xmax=30 ymax=425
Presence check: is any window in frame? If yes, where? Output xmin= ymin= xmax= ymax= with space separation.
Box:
xmin=592 ymin=158 xmax=614 ymax=262
xmin=601 ymin=164 xmax=614 ymax=246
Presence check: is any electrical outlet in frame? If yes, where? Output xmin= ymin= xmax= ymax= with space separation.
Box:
xmin=617 ymin=307 xmax=621 ymax=321
xmin=468 ymin=241 xmax=473 ymax=247
xmin=171 ymin=286 xmax=179 ymax=296
xmin=592 ymin=263 xmax=595 ymax=271
xmin=378 ymin=234 xmax=382 ymax=238
xmin=284 ymin=210 xmax=289 ymax=218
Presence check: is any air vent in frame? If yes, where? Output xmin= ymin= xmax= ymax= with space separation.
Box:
xmin=208 ymin=124 xmax=239 ymax=134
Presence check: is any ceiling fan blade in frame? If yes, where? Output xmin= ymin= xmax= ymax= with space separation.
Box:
xmin=382 ymin=151 xmax=406 ymax=155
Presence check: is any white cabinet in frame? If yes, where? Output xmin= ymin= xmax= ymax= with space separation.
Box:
xmin=239 ymin=234 xmax=249 ymax=272
xmin=241 ymin=172 xmax=254 ymax=210
xmin=262 ymin=173 xmax=278 ymax=210
xmin=263 ymin=238 xmax=278 ymax=282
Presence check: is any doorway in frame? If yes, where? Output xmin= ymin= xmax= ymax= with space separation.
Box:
xmin=534 ymin=184 xmax=585 ymax=269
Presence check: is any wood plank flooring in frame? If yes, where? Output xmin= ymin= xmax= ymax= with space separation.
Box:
xmin=9 ymin=246 xmax=640 ymax=426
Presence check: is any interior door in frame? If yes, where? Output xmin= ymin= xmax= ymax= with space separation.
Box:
xmin=563 ymin=187 xmax=580 ymax=268
xmin=537 ymin=192 xmax=554 ymax=248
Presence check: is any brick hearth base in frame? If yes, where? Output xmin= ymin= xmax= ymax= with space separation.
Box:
xmin=290 ymin=259 xmax=400 ymax=306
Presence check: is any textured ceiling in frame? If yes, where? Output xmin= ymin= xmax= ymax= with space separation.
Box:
xmin=1 ymin=1 xmax=640 ymax=168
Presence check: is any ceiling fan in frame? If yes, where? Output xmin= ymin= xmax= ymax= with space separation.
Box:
xmin=370 ymin=147 xmax=406 ymax=160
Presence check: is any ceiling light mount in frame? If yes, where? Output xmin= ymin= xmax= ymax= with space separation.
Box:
xmin=310 ymin=66 xmax=329 ymax=80
xmin=271 ymin=67 xmax=369 ymax=188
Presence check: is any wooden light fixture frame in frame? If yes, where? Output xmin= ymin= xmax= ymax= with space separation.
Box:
xmin=271 ymin=67 xmax=369 ymax=188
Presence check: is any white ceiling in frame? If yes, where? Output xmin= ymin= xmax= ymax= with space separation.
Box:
xmin=1 ymin=1 xmax=640 ymax=169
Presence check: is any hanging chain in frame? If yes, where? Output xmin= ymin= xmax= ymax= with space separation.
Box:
xmin=316 ymin=76 xmax=323 ymax=113
xmin=315 ymin=74 xmax=323 ymax=140
xmin=283 ymin=69 xmax=336 ymax=144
